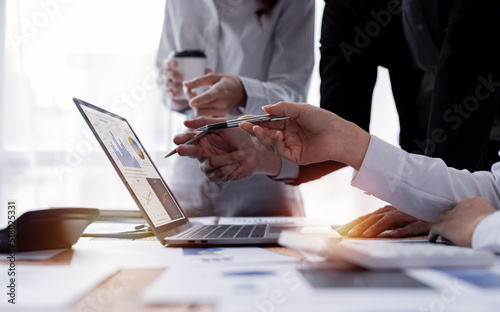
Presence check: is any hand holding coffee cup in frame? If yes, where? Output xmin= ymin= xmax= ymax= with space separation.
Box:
xmin=165 ymin=50 xmax=207 ymax=102
xmin=164 ymin=61 xmax=185 ymax=100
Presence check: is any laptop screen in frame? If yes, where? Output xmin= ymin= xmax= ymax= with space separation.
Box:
xmin=77 ymin=100 xmax=185 ymax=228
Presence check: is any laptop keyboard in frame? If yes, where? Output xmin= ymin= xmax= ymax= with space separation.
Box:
xmin=181 ymin=225 xmax=268 ymax=239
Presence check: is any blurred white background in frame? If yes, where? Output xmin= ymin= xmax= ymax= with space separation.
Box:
xmin=0 ymin=0 xmax=399 ymax=226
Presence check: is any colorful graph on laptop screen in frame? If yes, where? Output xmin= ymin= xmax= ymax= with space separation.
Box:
xmin=80 ymin=105 xmax=185 ymax=227
xmin=109 ymin=132 xmax=141 ymax=168
xmin=128 ymin=137 xmax=145 ymax=160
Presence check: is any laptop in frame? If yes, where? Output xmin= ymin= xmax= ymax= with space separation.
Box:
xmin=73 ymin=98 xmax=339 ymax=246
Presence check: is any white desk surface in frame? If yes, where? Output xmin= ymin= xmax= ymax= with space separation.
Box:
xmin=1 ymin=235 xmax=499 ymax=311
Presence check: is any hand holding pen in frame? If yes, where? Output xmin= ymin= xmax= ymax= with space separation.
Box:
xmin=165 ymin=114 xmax=292 ymax=158
xmin=164 ymin=131 xmax=210 ymax=158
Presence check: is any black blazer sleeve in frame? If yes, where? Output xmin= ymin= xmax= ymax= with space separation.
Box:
xmin=293 ymin=0 xmax=423 ymax=185
xmin=425 ymin=0 xmax=500 ymax=171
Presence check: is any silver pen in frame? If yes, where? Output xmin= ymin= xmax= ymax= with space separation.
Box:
xmin=164 ymin=131 xmax=210 ymax=158
xmin=164 ymin=114 xmax=292 ymax=158
xmin=195 ymin=114 xmax=292 ymax=132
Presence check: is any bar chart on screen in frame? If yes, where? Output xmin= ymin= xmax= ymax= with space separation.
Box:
xmin=109 ymin=131 xmax=141 ymax=168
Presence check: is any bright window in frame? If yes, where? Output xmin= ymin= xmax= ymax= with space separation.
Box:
xmin=0 ymin=0 xmax=169 ymax=225
xmin=0 ymin=0 xmax=399 ymax=226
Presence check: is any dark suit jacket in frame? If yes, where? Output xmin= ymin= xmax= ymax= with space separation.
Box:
xmin=291 ymin=0 xmax=500 ymax=185
xmin=419 ymin=0 xmax=500 ymax=170
xmin=291 ymin=0 xmax=424 ymax=185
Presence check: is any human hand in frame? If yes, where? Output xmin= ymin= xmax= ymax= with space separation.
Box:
xmin=240 ymin=102 xmax=370 ymax=170
xmin=174 ymin=117 xmax=281 ymax=182
xmin=430 ymin=197 xmax=497 ymax=247
xmin=336 ymin=206 xmax=432 ymax=238
xmin=183 ymin=73 xmax=247 ymax=118
xmin=163 ymin=60 xmax=189 ymax=111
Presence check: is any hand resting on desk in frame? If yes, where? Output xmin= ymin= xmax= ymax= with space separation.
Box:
xmin=335 ymin=205 xmax=432 ymax=238
xmin=431 ymin=197 xmax=497 ymax=247
xmin=338 ymin=198 xmax=497 ymax=247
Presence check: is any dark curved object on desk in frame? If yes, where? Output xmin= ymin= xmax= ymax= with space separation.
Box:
xmin=0 ymin=208 xmax=99 ymax=253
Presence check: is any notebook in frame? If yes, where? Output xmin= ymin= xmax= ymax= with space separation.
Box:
xmin=73 ymin=98 xmax=339 ymax=246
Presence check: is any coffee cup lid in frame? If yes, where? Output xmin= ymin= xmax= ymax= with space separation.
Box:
xmin=169 ymin=50 xmax=206 ymax=58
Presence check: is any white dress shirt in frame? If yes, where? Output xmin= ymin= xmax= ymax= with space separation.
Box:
xmin=157 ymin=0 xmax=314 ymax=115
xmin=156 ymin=0 xmax=314 ymax=216
xmin=352 ymin=135 xmax=500 ymax=252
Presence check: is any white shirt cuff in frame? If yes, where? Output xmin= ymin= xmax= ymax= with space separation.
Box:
xmin=270 ymin=158 xmax=299 ymax=182
xmin=351 ymin=135 xmax=442 ymax=222
xmin=472 ymin=210 xmax=500 ymax=253
xmin=351 ymin=135 xmax=403 ymax=202
xmin=238 ymin=76 xmax=268 ymax=115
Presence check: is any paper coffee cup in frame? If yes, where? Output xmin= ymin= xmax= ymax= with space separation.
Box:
xmin=167 ymin=50 xmax=207 ymax=100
